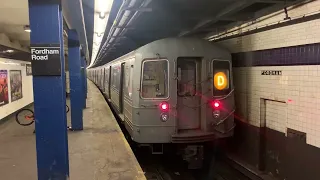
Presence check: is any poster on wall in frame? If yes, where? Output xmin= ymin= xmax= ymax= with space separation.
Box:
xmin=10 ymin=70 xmax=23 ymax=102
xmin=0 ymin=70 xmax=9 ymax=106
xmin=26 ymin=64 xmax=32 ymax=76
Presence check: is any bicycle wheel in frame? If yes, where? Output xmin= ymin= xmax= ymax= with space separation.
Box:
xmin=66 ymin=105 xmax=70 ymax=113
xmin=16 ymin=109 xmax=35 ymax=126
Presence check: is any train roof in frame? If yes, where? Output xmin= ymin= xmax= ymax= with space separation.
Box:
xmin=92 ymin=38 xmax=230 ymax=69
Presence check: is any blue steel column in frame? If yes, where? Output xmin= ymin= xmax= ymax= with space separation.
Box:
xmin=28 ymin=0 xmax=69 ymax=179
xmin=68 ymin=30 xmax=83 ymax=130
xmin=59 ymin=8 xmax=70 ymax=175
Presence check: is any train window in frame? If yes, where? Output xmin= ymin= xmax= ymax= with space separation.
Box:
xmin=141 ymin=59 xmax=168 ymax=99
xmin=178 ymin=61 xmax=196 ymax=97
xmin=212 ymin=60 xmax=231 ymax=96
xmin=124 ymin=62 xmax=133 ymax=98
xmin=129 ymin=65 xmax=134 ymax=97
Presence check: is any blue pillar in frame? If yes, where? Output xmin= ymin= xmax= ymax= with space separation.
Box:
xmin=68 ymin=30 xmax=83 ymax=130
xmin=29 ymin=0 xmax=69 ymax=179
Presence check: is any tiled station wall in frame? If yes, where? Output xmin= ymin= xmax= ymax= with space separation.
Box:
xmin=0 ymin=58 xmax=33 ymax=121
xmin=215 ymin=1 xmax=320 ymax=179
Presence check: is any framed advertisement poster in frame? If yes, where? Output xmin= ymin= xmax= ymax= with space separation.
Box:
xmin=10 ymin=70 xmax=23 ymax=102
xmin=0 ymin=70 xmax=9 ymax=106
xmin=26 ymin=64 xmax=32 ymax=76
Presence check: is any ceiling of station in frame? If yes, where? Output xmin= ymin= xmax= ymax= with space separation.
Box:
xmin=0 ymin=0 xmax=30 ymax=51
xmin=0 ymin=0 xmax=94 ymax=64
xmin=93 ymin=0 xmax=305 ymax=67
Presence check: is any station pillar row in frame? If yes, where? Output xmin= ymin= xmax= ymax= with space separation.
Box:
xmin=28 ymin=0 xmax=69 ymax=179
xmin=68 ymin=29 xmax=84 ymax=130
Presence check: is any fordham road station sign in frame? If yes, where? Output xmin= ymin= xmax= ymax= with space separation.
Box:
xmin=30 ymin=44 xmax=61 ymax=76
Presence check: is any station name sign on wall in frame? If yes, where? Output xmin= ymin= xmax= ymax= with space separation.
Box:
xmin=30 ymin=44 xmax=61 ymax=76
xmin=261 ymin=70 xmax=282 ymax=75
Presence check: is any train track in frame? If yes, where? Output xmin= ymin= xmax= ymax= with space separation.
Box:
xmin=144 ymin=169 xmax=182 ymax=180
xmin=102 ymin=87 xmax=261 ymax=180
xmin=211 ymin=155 xmax=264 ymax=180
xmin=144 ymin=167 xmax=168 ymax=180
xmin=138 ymin=153 xmax=197 ymax=180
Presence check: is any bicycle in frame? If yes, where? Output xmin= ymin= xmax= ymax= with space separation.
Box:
xmin=15 ymin=105 xmax=70 ymax=126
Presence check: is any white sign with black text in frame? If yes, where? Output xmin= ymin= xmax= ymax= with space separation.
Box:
xmin=261 ymin=70 xmax=282 ymax=75
xmin=30 ymin=44 xmax=61 ymax=76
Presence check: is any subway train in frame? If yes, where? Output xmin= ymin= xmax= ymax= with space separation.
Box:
xmin=88 ymin=38 xmax=235 ymax=168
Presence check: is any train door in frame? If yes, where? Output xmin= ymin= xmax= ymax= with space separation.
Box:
xmin=119 ymin=62 xmax=125 ymax=113
xmin=177 ymin=57 xmax=201 ymax=130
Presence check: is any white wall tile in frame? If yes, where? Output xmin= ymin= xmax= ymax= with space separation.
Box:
xmin=234 ymin=64 xmax=320 ymax=148
xmin=216 ymin=0 xmax=320 ymax=52
xmin=224 ymin=1 xmax=320 ymax=148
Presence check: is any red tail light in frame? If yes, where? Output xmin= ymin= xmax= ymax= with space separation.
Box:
xmin=159 ymin=102 xmax=169 ymax=111
xmin=211 ymin=100 xmax=221 ymax=109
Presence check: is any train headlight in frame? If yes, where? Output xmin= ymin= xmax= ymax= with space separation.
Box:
xmin=212 ymin=110 xmax=220 ymax=118
xmin=160 ymin=113 xmax=169 ymax=122
xmin=210 ymin=100 xmax=222 ymax=111
xmin=159 ymin=102 xmax=169 ymax=112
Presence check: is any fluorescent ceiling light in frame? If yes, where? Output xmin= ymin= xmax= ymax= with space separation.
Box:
xmin=0 ymin=61 xmax=21 ymax=66
xmin=88 ymin=0 xmax=114 ymax=68
xmin=96 ymin=0 xmax=113 ymax=14
xmin=1 ymin=49 xmax=14 ymax=53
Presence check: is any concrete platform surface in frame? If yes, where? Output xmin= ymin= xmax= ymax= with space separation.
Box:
xmin=0 ymin=80 xmax=146 ymax=180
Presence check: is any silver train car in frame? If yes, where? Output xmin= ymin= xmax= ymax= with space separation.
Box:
xmin=88 ymin=38 xmax=235 ymax=167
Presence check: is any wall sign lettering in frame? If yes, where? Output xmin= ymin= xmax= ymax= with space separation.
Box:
xmin=261 ymin=70 xmax=282 ymax=75
xmin=30 ymin=44 xmax=61 ymax=76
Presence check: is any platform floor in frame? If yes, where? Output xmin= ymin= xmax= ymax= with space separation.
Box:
xmin=0 ymin=80 xmax=146 ymax=180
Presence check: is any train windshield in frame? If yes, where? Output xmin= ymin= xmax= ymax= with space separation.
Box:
xmin=141 ymin=59 xmax=168 ymax=99
xmin=213 ymin=60 xmax=231 ymax=96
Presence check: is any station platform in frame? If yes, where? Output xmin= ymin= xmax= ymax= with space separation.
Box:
xmin=0 ymin=80 xmax=146 ymax=180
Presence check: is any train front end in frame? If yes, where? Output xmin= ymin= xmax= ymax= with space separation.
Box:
xmin=131 ymin=39 xmax=235 ymax=168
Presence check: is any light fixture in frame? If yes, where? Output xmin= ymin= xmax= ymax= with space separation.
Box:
xmin=24 ymin=25 xmax=31 ymax=32
xmin=1 ymin=61 xmax=20 ymax=66
xmin=1 ymin=49 xmax=14 ymax=53
xmin=159 ymin=102 xmax=169 ymax=112
xmin=95 ymin=32 xmax=103 ymax=37
xmin=211 ymin=100 xmax=221 ymax=110
xmin=99 ymin=12 xmax=106 ymax=19
xmin=89 ymin=0 xmax=114 ymax=68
